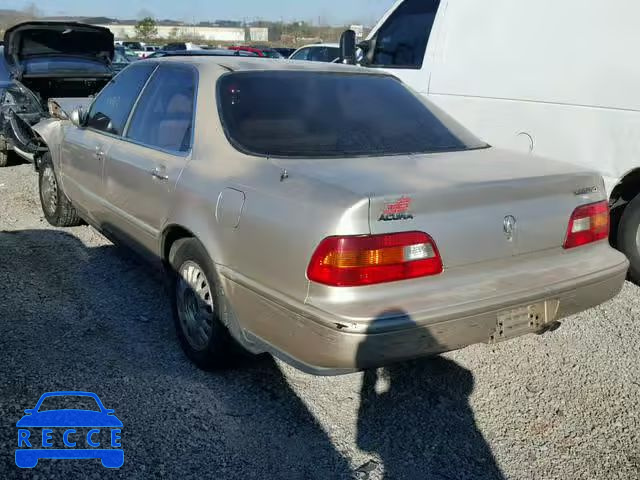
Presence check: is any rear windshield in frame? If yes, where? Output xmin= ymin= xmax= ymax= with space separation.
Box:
xmin=218 ymin=71 xmax=486 ymax=158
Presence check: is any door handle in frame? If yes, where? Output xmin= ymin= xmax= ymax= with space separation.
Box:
xmin=150 ymin=167 xmax=168 ymax=181
xmin=94 ymin=145 xmax=104 ymax=160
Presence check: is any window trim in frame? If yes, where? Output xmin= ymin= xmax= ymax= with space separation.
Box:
xmin=367 ymin=0 xmax=440 ymax=70
xmin=121 ymin=62 xmax=199 ymax=157
xmin=84 ymin=62 xmax=159 ymax=140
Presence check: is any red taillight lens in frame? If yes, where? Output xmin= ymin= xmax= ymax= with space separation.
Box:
xmin=307 ymin=231 xmax=443 ymax=287
xmin=563 ymin=200 xmax=610 ymax=249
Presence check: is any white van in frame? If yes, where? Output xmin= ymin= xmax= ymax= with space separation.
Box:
xmin=357 ymin=0 xmax=640 ymax=279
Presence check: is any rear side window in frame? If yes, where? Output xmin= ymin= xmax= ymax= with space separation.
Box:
xmin=371 ymin=0 xmax=440 ymax=68
xmin=308 ymin=47 xmax=340 ymax=63
xmin=218 ymin=71 xmax=485 ymax=158
xmin=86 ymin=63 xmax=156 ymax=135
xmin=290 ymin=48 xmax=310 ymax=61
xmin=126 ymin=65 xmax=196 ymax=153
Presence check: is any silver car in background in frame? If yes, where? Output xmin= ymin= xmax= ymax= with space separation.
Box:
xmin=33 ymin=57 xmax=628 ymax=374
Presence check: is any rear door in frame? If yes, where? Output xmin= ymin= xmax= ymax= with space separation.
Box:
xmin=102 ymin=64 xmax=196 ymax=255
xmin=60 ymin=63 xmax=157 ymax=221
xmin=365 ymin=0 xmax=442 ymax=94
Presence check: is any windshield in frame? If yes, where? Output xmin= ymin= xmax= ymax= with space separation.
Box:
xmin=0 ymin=48 xmax=10 ymax=81
xmin=218 ymin=71 xmax=486 ymax=158
xmin=23 ymin=57 xmax=111 ymax=75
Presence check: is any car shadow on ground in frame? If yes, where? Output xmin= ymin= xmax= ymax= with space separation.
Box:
xmin=0 ymin=229 xmax=503 ymax=479
xmin=355 ymin=314 xmax=505 ymax=479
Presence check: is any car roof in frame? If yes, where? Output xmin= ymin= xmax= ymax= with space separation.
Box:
xmin=297 ymin=43 xmax=340 ymax=49
xmin=151 ymin=56 xmax=371 ymax=75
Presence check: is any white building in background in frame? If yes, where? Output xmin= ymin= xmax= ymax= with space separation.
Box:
xmin=350 ymin=25 xmax=364 ymax=39
xmin=96 ymin=24 xmax=269 ymax=43
xmin=249 ymin=27 xmax=269 ymax=42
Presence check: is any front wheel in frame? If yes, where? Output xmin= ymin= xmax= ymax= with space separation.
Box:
xmin=169 ymin=238 xmax=244 ymax=370
xmin=0 ymin=137 xmax=9 ymax=167
xmin=38 ymin=152 xmax=82 ymax=227
xmin=617 ymin=194 xmax=640 ymax=283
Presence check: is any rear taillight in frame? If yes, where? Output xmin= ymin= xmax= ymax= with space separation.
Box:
xmin=307 ymin=231 xmax=443 ymax=287
xmin=563 ymin=200 xmax=609 ymax=249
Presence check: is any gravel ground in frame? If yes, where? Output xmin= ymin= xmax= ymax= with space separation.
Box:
xmin=1 ymin=161 xmax=639 ymax=479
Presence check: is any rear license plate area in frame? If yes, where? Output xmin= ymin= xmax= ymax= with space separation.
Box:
xmin=491 ymin=300 xmax=559 ymax=342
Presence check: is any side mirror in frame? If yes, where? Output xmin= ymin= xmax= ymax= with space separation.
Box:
xmin=339 ymin=29 xmax=357 ymax=65
xmin=70 ymin=107 xmax=85 ymax=128
xmin=105 ymin=409 xmax=115 ymax=415
xmin=24 ymin=409 xmax=34 ymax=414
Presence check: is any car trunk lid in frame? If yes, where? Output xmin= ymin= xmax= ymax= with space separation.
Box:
xmin=271 ymin=148 xmax=604 ymax=269
xmin=3 ymin=22 xmax=114 ymax=69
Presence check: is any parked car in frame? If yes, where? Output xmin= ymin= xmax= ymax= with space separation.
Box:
xmin=344 ymin=0 xmax=640 ymax=281
xmin=289 ymin=43 xmax=340 ymax=62
xmin=273 ymin=47 xmax=296 ymax=58
xmin=162 ymin=42 xmax=202 ymax=51
xmin=227 ymin=46 xmax=283 ymax=58
xmin=0 ymin=22 xmax=114 ymax=166
xmin=111 ymin=48 xmax=131 ymax=73
xmin=31 ymin=57 xmax=628 ymax=374
xmin=118 ymin=41 xmax=143 ymax=50
xmin=147 ymin=49 xmax=259 ymax=59
xmin=114 ymin=45 xmax=137 ymax=62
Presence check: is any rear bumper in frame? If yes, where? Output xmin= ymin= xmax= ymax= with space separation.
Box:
xmin=221 ymin=244 xmax=628 ymax=375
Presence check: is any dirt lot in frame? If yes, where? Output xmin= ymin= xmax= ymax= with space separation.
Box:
xmin=1 ymin=161 xmax=640 ymax=479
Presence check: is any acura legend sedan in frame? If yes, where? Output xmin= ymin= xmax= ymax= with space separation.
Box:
xmin=31 ymin=57 xmax=628 ymax=374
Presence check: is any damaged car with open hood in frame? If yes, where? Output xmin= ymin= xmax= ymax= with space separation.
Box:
xmin=0 ymin=22 xmax=114 ymax=166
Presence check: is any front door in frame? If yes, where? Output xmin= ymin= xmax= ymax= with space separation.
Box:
xmin=60 ymin=62 xmax=158 ymax=223
xmin=60 ymin=127 xmax=113 ymax=221
xmin=102 ymin=64 xmax=196 ymax=256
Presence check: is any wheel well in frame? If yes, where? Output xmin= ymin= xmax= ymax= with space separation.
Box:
xmin=610 ymin=169 xmax=640 ymax=206
xmin=609 ymin=169 xmax=640 ymax=247
xmin=162 ymin=226 xmax=194 ymax=263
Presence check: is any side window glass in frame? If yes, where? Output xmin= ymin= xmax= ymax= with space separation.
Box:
xmin=126 ymin=66 xmax=196 ymax=153
xmin=86 ymin=64 xmax=156 ymax=135
xmin=291 ymin=48 xmax=310 ymax=61
xmin=371 ymin=0 xmax=440 ymax=69
xmin=309 ymin=48 xmax=327 ymax=62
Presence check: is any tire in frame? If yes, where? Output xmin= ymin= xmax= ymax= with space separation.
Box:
xmin=617 ymin=194 xmax=640 ymax=283
xmin=0 ymin=137 xmax=9 ymax=167
xmin=38 ymin=152 xmax=82 ymax=227
xmin=169 ymin=238 xmax=244 ymax=370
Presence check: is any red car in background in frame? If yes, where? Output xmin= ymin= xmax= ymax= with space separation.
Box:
xmin=227 ymin=46 xmax=283 ymax=58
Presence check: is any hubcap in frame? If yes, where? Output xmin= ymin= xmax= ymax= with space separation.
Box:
xmin=41 ymin=167 xmax=58 ymax=216
xmin=176 ymin=261 xmax=214 ymax=350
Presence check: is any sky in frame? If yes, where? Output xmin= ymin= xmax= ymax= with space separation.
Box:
xmin=4 ymin=0 xmax=396 ymax=26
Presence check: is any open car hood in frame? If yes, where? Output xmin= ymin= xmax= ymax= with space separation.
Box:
xmin=3 ymin=22 xmax=114 ymax=67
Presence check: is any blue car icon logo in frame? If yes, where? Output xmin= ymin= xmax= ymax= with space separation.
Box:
xmin=16 ymin=391 xmax=123 ymax=468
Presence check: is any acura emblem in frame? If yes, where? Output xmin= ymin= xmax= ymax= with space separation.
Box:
xmin=503 ymin=215 xmax=517 ymax=240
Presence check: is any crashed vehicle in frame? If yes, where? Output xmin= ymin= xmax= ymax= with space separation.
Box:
xmin=30 ymin=57 xmax=628 ymax=375
xmin=0 ymin=22 xmax=114 ymax=166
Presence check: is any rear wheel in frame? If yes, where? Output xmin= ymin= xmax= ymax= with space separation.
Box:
xmin=38 ymin=152 xmax=82 ymax=227
xmin=617 ymin=194 xmax=640 ymax=283
xmin=169 ymin=238 xmax=244 ymax=370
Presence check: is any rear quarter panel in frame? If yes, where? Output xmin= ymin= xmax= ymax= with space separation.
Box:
xmin=166 ymin=66 xmax=371 ymax=306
